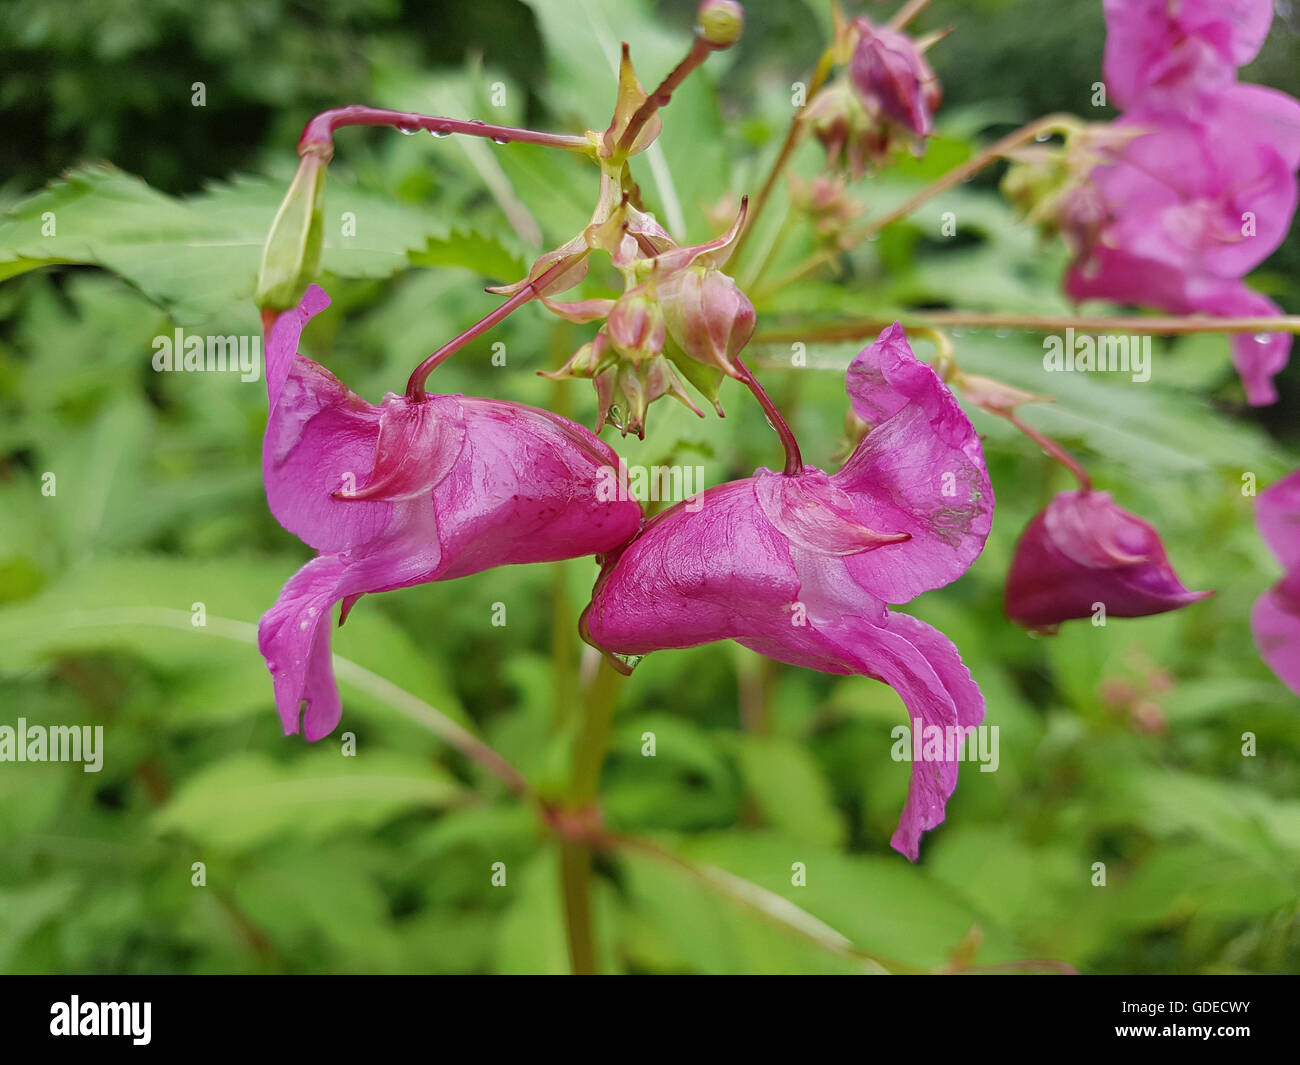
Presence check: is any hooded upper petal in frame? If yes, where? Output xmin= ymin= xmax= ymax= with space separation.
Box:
xmin=835 ymin=324 xmax=994 ymax=602
xmin=1005 ymin=490 xmax=1211 ymax=629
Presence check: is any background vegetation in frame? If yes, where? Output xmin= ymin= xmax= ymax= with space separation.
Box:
xmin=1 ymin=0 xmax=1298 ymax=974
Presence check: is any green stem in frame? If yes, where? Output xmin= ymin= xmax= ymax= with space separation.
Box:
xmin=727 ymin=45 xmax=836 ymax=273
xmin=569 ymin=656 xmax=624 ymax=804
xmin=559 ymin=655 xmax=624 ymax=974
xmin=559 ymin=840 xmax=597 ymax=974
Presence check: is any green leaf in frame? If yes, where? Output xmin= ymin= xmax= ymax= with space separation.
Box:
xmin=154 ymin=751 xmax=462 ymax=850
xmin=733 ymin=734 xmax=846 ymax=848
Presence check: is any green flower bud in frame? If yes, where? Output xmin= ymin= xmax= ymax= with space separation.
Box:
xmin=256 ymin=152 xmax=328 ymax=311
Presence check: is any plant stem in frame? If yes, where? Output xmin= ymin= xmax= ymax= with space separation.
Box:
xmin=728 ymin=45 xmax=837 ymax=271
xmin=559 ymin=654 xmax=624 ymax=974
xmin=753 ymin=311 xmax=1300 ymax=344
xmin=569 ymin=655 xmax=624 ymax=804
xmin=405 ymin=256 xmax=579 ymax=399
xmin=735 ymin=356 xmax=803 ymax=475
xmin=618 ymin=37 xmax=715 ymax=155
xmin=742 ymin=209 xmax=798 ymax=291
xmin=297 ymin=105 xmax=592 ymax=158
xmin=761 ymin=113 xmax=1078 ymax=291
xmin=559 ymin=840 xmax=597 ymax=974
xmin=1004 ymin=412 xmax=1092 ymax=491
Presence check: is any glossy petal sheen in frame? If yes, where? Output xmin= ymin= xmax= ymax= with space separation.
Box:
xmin=260 ymin=285 xmax=643 ymax=740
xmin=583 ymin=326 xmax=991 ymax=859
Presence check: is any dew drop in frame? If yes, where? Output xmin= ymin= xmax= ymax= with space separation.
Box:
xmin=492 ymin=137 xmax=508 ymax=145
xmin=430 ymin=128 xmax=451 ymax=139
xmin=1253 ymin=333 xmax=1273 ymax=345
xmin=398 ymin=126 xmax=418 ymax=135
xmin=1035 ymin=132 xmax=1051 ymax=142
xmin=298 ymin=618 xmax=311 ymax=631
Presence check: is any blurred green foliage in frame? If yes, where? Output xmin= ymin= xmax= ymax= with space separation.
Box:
xmin=0 ymin=0 xmax=1298 ymax=974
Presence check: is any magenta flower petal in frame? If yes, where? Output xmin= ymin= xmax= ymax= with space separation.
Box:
xmin=1252 ymin=570 xmax=1300 ymax=696
xmin=1256 ymin=469 xmax=1300 ymax=570
xmin=849 ymin=21 xmax=941 ymax=139
xmin=583 ymin=327 xmax=991 ymax=858
xmin=836 ymin=324 xmax=994 ymax=602
xmin=1251 ymin=470 xmax=1300 ymax=696
xmin=259 ymin=285 xmax=643 ymax=739
xmin=1187 ymin=283 xmax=1292 ymax=407
xmin=1102 ymin=0 xmax=1274 ymax=110
xmin=1005 ymin=491 xmax=1211 ymax=629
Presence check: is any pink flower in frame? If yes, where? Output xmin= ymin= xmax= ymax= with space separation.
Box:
xmin=582 ymin=325 xmax=994 ymax=860
xmin=849 ymin=18 xmax=941 ymax=140
xmin=1004 ymin=491 xmax=1211 ymax=631
xmin=1066 ymin=87 xmax=1300 ymax=404
xmin=259 ymin=285 xmax=643 ymax=740
xmin=1252 ymin=470 xmax=1300 ymax=695
xmin=1102 ymin=0 xmax=1274 ymax=111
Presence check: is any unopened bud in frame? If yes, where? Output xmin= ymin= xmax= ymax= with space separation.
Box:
xmin=607 ymin=292 xmax=666 ymax=365
xmin=849 ymin=19 xmax=941 ymax=140
xmin=698 ymin=0 xmax=744 ymax=48
xmin=257 ymin=152 xmax=327 ymax=311
xmin=661 ymin=265 xmax=756 ymax=378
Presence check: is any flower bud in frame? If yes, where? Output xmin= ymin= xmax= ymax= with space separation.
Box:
xmin=849 ymin=19 xmax=941 ymax=140
xmin=607 ymin=291 xmax=666 ymax=365
xmin=1005 ymin=491 xmax=1211 ymax=631
xmin=804 ymin=80 xmax=884 ymax=177
xmin=256 ymin=152 xmax=327 ymax=311
xmin=660 ymin=264 xmax=756 ymax=378
xmin=951 ymin=370 xmax=1052 ymax=418
xmin=697 ymin=0 xmax=744 ymax=49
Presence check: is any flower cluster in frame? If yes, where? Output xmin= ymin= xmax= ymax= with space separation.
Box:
xmin=806 ymin=14 xmax=941 ymax=177
xmin=1065 ymin=0 xmax=1300 ymax=405
xmin=258 ymin=285 xmax=991 ymax=859
xmin=250 ymin=0 xmax=1300 ymax=887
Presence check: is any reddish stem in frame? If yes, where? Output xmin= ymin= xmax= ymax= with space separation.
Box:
xmin=298 ymin=105 xmax=591 ymax=158
xmin=405 ymin=256 xmax=581 ymax=400
xmin=616 ymin=37 xmax=715 ymax=154
xmin=735 ymin=357 xmax=803 ymax=476
xmin=1006 ymin=412 xmax=1092 ymax=492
